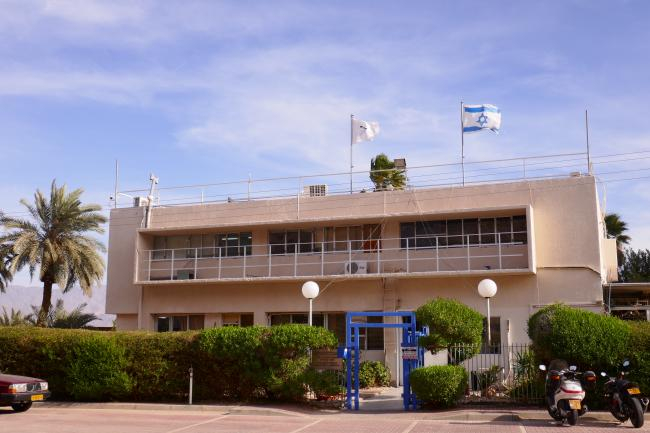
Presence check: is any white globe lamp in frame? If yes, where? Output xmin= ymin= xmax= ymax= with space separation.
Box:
xmin=301 ymin=281 xmax=320 ymax=326
xmin=477 ymin=279 xmax=498 ymax=346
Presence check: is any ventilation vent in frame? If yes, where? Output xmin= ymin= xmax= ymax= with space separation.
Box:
xmin=304 ymin=184 xmax=328 ymax=197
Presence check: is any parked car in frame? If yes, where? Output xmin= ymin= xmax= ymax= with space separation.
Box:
xmin=0 ymin=373 xmax=50 ymax=412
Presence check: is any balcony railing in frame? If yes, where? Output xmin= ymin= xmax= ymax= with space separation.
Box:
xmin=137 ymin=232 xmax=529 ymax=283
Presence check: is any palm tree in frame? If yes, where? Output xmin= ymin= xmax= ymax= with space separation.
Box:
xmin=605 ymin=213 xmax=630 ymax=264
xmin=0 ymin=243 xmax=13 ymax=293
xmin=28 ymin=299 xmax=98 ymax=328
xmin=370 ymin=153 xmax=406 ymax=191
xmin=0 ymin=307 xmax=32 ymax=326
xmin=0 ymin=181 xmax=106 ymax=326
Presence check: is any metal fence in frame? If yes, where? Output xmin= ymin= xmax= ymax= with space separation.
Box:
xmin=448 ymin=343 xmax=543 ymax=404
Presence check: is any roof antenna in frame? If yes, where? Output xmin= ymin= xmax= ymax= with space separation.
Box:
xmin=145 ymin=173 xmax=159 ymax=228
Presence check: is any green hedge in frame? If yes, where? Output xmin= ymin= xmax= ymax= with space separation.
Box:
xmin=528 ymin=304 xmax=631 ymax=369
xmin=358 ymin=361 xmax=390 ymax=388
xmin=410 ymin=365 xmax=467 ymax=408
xmin=0 ymin=324 xmax=336 ymax=402
xmin=527 ymin=304 xmax=650 ymax=407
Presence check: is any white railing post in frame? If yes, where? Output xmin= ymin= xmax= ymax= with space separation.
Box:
xmin=294 ymin=245 xmax=298 ymax=277
xmin=377 ymin=242 xmax=381 ymax=274
xmin=435 ymin=237 xmax=439 ymax=272
xmin=170 ymin=249 xmax=175 ymax=280
xmin=466 ymin=235 xmax=470 ymax=271
xmin=148 ymin=250 xmax=152 ymax=281
xmin=406 ymin=238 xmax=410 ymax=273
xmin=218 ymin=248 xmax=222 ymax=279
xmin=321 ymin=241 xmax=325 ymax=276
xmin=348 ymin=240 xmax=352 ymax=271
xmin=498 ymin=233 xmax=502 ymax=269
xmin=268 ymin=245 xmax=272 ymax=277
xmin=194 ymin=248 xmax=198 ymax=279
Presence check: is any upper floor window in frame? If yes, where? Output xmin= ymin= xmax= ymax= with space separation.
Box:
xmin=268 ymin=224 xmax=381 ymax=255
xmin=400 ymin=215 xmax=526 ymax=249
xmin=152 ymin=232 xmax=252 ymax=259
xmin=269 ymin=229 xmax=315 ymax=255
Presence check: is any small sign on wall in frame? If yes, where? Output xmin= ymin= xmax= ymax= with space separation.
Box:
xmin=401 ymin=347 xmax=418 ymax=360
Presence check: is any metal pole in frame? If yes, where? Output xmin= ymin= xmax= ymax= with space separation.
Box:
xmin=585 ymin=109 xmax=592 ymax=174
xmin=114 ymin=160 xmax=119 ymax=208
xmin=188 ymin=367 xmax=193 ymax=405
xmin=461 ymin=101 xmax=465 ymax=186
xmin=350 ymin=114 xmax=354 ymax=194
xmin=486 ymin=297 xmax=492 ymax=346
xmin=308 ymin=298 xmax=313 ymax=326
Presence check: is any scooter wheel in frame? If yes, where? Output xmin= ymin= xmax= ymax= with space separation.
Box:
xmin=567 ymin=409 xmax=579 ymax=426
xmin=630 ymin=398 xmax=644 ymax=428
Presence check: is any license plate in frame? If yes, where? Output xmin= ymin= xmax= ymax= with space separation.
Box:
xmin=31 ymin=394 xmax=43 ymax=401
xmin=569 ymin=400 xmax=581 ymax=409
xmin=628 ymin=388 xmax=641 ymax=395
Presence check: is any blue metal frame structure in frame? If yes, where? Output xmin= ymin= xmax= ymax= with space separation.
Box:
xmin=342 ymin=311 xmax=426 ymax=410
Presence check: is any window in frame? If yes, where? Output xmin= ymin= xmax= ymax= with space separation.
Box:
xmin=322 ymin=224 xmax=381 ymax=252
xmin=222 ymin=313 xmax=254 ymax=327
xmin=269 ymin=230 xmax=315 ymax=255
xmin=481 ymin=317 xmax=501 ymax=354
xmin=349 ymin=314 xmax=385 ymax=351
xmin=269 ymin=313 xmax=324 ymax=327
xmin=153 ymin=232 xmax=252 ymax=259
xmin=155 ymin=314 xmax=205 ymax=332
xmin=400 ymin=214 xmax=527 ymax=250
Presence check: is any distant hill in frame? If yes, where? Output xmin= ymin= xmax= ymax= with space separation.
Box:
xmin=0 ymin=283 xmax=114 ymax=327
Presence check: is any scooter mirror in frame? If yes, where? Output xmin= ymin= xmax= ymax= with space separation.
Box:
xmin=600 ymin=371 xmax=607 ymax=377
xmin=569 ymin=365 xmax=577 ymax=371
xmin=539 ymin=364 xmax=547 ymax=371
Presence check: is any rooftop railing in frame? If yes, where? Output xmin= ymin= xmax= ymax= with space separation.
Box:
xmin=117 ymin=152 xmax=590 ymax=209
xmin=137 ymin=232 xmax=529 ymax=283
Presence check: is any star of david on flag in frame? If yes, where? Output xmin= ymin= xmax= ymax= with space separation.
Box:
xmin=462 ymin=104 xmax=501 ymax=134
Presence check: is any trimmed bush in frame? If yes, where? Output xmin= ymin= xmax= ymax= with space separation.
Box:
xmin=416 ymin=298 xmax=483 ymax=363
xmin=358 ymin=361 xmax=390 ymax=388
xmin=527 ymin=304 xmax=631 ymax=369
xmin=629 ymin=321 xmax=650 ymax=394
xmin=0 ymin=324 xmax=337 ymax=403
xmin=65 ymin=334 xmax=132 ymax=400
xmin=410 ymin=365 xmax=468 ymax=408
xmin=304 ymin=369 xmax=344 ymax=400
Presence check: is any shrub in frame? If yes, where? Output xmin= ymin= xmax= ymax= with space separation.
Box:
xmin=358 ymin=361 xmax=390 ymax=388
xmin=304 ymin=369 xmax=344 ymax=400
xmin=629 ymin=321 xmax=650 ymax=394
xmin=410 ymin=365 xmax=467 ymax=408
xmin=527 ymin=304 xmax=631 ymax=369
xmin=65 ymin=334 xmax=132 ymax=401
xmin=416 ymin=298 xmax=483 ymax=363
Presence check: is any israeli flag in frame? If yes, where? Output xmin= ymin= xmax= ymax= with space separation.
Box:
xmin=462 ymin=104 xmax=501 ymax=134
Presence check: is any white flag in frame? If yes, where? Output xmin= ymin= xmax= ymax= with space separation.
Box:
xmin=352 ymin=118 xmax=380 ymax=143
xmin=462 ymin=104 xmax=501 ymax=134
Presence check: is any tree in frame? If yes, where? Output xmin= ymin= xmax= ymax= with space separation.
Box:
xmin=619 ymin=248 xmax=650 ymax=283
xmin=605 ymin=213 xmax=630 ymax=264
xmin=0 ymin=181 xmax=106 ymax=326
xmin=415 ymin=298 xmax=484 ymax=364
xmin=369 ymin=153 xmax=406 ymax=191
xmin=29 ymin=299 xmax=99 ymax=328
xmin=0 ymin=243 xmax=12 ymax=293
xmin=0 ymin=307 xmax=32 ymax=326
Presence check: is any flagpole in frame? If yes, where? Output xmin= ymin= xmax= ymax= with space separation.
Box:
xmin=350 ymin=114 xmax=354 ymax=194
xmin=585 ymin=109 xmax=592 ymax=175
xmin=460 ymin=101 xmax=465 ymax=186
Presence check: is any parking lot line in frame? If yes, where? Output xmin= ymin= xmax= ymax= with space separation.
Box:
xmin=288 ymin=419 xmax=322 ymax=433
xmin=164 ymin=414 xmax=229 ymax=433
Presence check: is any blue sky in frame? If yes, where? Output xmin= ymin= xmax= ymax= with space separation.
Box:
xmin=1 ymin=0 xmax=650 ymax=296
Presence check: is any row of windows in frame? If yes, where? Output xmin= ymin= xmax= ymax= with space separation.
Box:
xmin=151 ymin=216 xmax=527 ymax=259
xmin=400 ymin=215 xmax=527 ymax=248
xmin=268 ymin=225 xmax=381 ymax=255
xmin=152 ymin=233 xmax=252 ymax=259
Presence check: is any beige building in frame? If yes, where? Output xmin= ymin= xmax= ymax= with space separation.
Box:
xmin=106 ymin=174 xmax=618 ymax=377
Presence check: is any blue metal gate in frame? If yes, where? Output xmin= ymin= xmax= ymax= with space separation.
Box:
xmin=340 ymin=311 xmax=427 ymax=410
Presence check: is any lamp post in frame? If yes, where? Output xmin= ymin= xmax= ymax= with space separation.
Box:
xmin=301 ymin=281 xmax=320 ymax=326
xmin=477 ymin=279 xmax=498 ymax=346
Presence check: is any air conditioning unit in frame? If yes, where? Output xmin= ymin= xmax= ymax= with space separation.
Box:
xmin=133 ymin=196 xmax=149 ymax=207
xmin=344 ymin=261 xmax=367 ymax=275
xmin=304 ymin=184 xmax=328 ymax=197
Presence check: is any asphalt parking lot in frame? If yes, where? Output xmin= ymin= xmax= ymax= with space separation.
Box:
xmin=1 ymin=405 xmax=648 ymax=433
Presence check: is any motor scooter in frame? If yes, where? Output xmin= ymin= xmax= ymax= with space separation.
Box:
xmin=601 ymin=359 xmax=649 ymax=428
xmin=539 ymin=360 xmax=596 ymax=426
